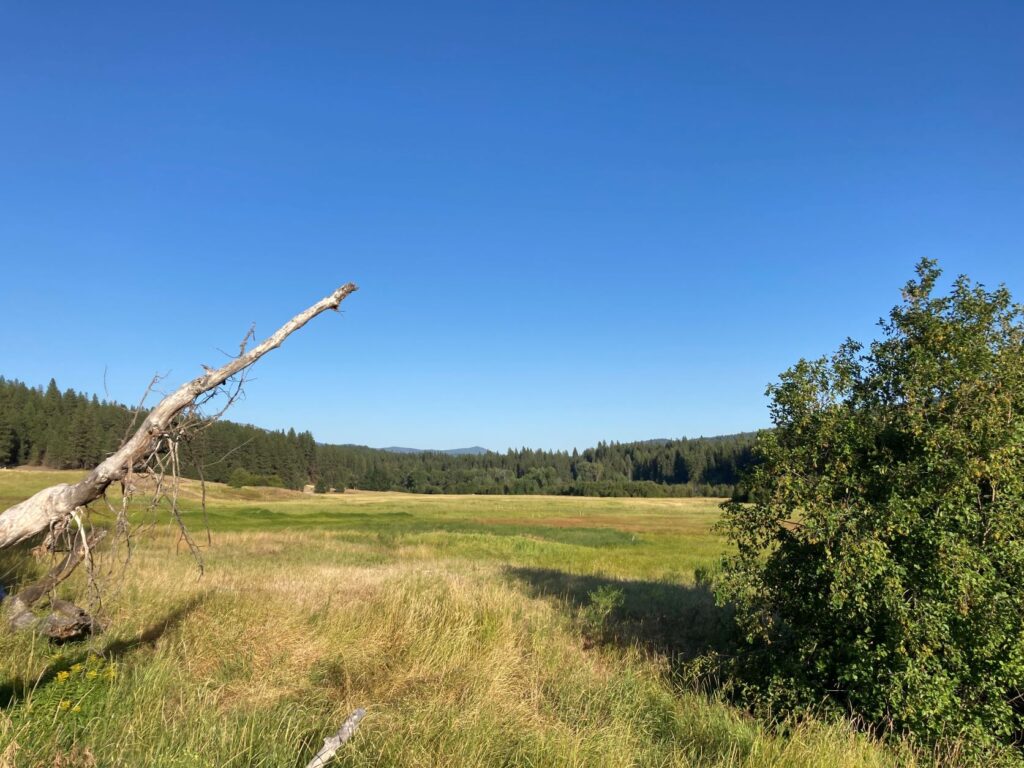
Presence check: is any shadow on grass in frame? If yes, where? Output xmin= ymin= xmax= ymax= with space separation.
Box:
xmin=0 ymin=594 xmax=208 ymax=709
xmin=506 ymin=567 xmax=736 ymax=685
xmin=0 ymin=544 xmax=45 ymax=597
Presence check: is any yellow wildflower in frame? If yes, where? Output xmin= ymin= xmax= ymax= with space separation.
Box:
xmin=58 ymin=700 xmax=70 ymax=711
xmin=86 ymin=670 xmax=98 ymax=680
xmin=70 ymin=663 xmax=83 ymax=674
xmin=72 ymin=705 xmax=82 ymax=713
xmin=56 ymin=671 xmax=70 ymax=683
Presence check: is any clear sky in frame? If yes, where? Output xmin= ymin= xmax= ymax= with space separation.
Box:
xmin=1 ymin=2 xmax=1022 ymax=452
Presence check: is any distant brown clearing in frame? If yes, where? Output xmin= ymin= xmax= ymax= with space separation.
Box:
xmin=480 ymin=514 xmax=720 ymax=534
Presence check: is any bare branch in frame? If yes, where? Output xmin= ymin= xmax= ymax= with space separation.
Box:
xmin=0 ymin=283 xmax=358 ymax=550
xmin=5 ymin=528 xmax=109 ymax=630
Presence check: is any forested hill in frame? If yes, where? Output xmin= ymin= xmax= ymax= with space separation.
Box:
xmin=0 ymin=377 xmax=756 ymax=497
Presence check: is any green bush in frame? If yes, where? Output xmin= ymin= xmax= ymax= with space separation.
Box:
xmin=227 ymin=468 xmax=285 ymax=489
xmin=717 ymin=260 xmax=1024 ymax=753
xmin=226 ymin=467 xmax=254 ymax=488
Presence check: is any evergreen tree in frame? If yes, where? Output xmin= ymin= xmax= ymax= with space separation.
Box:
xmin=0 ymin=377 xmax=756 ymax=497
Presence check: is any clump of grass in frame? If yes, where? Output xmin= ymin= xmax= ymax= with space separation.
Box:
xmin=580 ymin=584 xmax=625 ymax=646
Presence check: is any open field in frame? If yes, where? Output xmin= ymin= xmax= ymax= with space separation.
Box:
xmin=0 ymin=470 xmax=938 ymax=767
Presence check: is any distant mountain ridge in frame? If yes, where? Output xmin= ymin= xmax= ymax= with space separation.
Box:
xmin=382 ymin=446 xmax=490 ymax=456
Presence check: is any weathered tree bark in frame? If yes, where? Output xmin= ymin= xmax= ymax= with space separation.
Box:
xmin=304 ymin=709 xmax=366 ymax=768
xmin=0 ymin=283 xmax=357 ymax=551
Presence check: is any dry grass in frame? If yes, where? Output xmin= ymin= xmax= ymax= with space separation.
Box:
xmin=0 ymin=470 xmax=975 ymax=767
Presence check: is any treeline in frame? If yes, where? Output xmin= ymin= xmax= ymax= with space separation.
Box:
xmin=0 ymin=378 xmax=755 ymax=497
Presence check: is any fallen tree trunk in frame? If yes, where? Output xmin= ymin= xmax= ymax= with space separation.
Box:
xmin=0 ymin=282 xmax=358 ymax=550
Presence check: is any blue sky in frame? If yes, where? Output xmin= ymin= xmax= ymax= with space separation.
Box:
xmin=1 ymin=2 xmax=1022 ymax=451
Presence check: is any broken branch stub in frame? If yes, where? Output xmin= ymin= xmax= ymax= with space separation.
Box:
xmin=0 ymin=282 xmax=358 ymax=550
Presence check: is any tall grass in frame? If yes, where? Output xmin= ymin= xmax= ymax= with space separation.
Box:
xmin=0 ymin=471 xmax=965 ymax=766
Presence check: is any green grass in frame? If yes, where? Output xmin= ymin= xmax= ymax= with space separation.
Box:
xmin=0 ymin=470 xmax=954 ymax=767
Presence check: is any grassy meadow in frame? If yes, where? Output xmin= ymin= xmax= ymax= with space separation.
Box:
xmin=0 ymin=469 xmax=944 ymax=767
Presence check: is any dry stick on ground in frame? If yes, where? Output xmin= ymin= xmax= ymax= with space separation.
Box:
xmin=304 ymin=709 xmax=366 ymax=768
xmin=0 ymin=282 xmax=358 ymax=625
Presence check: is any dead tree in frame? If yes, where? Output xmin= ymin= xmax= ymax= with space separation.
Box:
xmin=0 ymin=282 xmax=358 ymax=636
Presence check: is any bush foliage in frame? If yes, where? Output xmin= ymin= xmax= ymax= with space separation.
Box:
xmin=718 ymin=260 xmax=1024 ymax=752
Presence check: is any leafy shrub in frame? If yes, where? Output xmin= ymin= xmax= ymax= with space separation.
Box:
xmin=227 ymin=468 xmax=285 ymax=488
xmin=717 ymin=261 xmax=1024 ymax=753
